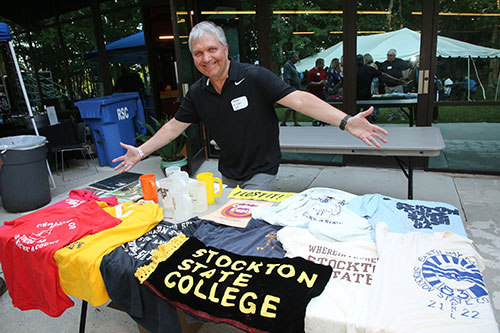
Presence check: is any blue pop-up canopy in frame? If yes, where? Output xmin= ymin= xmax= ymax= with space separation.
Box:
xmin=84 ymin=31 xmax=147 ymax=65
xmin=0 ymin=22 xmax=12 ymax=41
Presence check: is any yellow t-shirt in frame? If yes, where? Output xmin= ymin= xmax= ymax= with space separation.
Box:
xmin=54 ymin=201 xmax=163 ymax=306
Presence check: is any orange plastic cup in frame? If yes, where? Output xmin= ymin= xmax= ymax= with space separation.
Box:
xmin=139 ymin=173 xmax=158 ymax=203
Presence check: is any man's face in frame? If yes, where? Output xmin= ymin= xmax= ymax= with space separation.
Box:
xmin=191 ymin=34 xmax=229 ymax=80
xmin=291 ymin=53 xmax=299 ymax=64
xmin=386 ymin=51 xmax=396 ymax=62
xmin=316 ymin=60 xmax=324 ymax=70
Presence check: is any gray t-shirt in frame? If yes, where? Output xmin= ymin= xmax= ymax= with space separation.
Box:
xmin=283 ymin=60 xmax=301 ymax=89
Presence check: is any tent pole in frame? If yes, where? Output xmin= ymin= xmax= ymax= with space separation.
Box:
xmin=8 ymin=41 xmax=38 ymax=136
xmin=470 ymin=57 xmax=486 ymax=100
xmin=8 ymin=41 xmax=56 ymax=189
xmin=496 ymin=61 xmax=500 ymax=100
xmin=467 ymin=56 xmax=471 ymax=101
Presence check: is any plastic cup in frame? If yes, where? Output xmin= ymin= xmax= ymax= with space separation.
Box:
xmin=188 ymin=181 xmax=208 ymax=213
xmin=139 ymin=173 xmax=158 ymax=203
xmin=196 ymin=172 xmax=222 ymax=205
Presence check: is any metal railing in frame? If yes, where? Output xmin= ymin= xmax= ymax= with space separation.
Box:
xmin=21 ymin=71 xmax=69 ymax=102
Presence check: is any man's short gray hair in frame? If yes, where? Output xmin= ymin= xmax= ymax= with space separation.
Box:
xmin=387 ymin=48 xmax=397 ymax=56
xmin=188 ymin=21 xmax=227 ymax=53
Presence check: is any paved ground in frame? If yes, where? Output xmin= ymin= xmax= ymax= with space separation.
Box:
xmin=1 ymin=156 xmax=499 ymax=332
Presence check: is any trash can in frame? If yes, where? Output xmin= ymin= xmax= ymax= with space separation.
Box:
xmin=0 ymin=135 xmax=51 ymax=213
xmin=75 ymin=92 xmax=146 ymax=167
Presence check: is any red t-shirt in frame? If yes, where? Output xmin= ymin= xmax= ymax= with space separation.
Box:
xmin=0 ymin=201 xmax=121 ymax=317
xmin=307 ymin=67 xmax=327 ymax=99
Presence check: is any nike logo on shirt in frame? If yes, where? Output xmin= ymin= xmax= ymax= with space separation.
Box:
xmin=235 ymin=78 xmax=246 ymax=85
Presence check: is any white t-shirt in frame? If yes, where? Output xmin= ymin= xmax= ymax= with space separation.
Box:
xmin=253 ymin=188 xmax=371 ymax=242
xmin=366 ymin=223 xmax=498 ymax=333
xmin=278 ymin=227 xmax=379 ymax=332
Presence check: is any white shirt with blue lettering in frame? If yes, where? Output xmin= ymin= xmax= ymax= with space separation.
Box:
xmin=366 ymin=222 xmax=497 ymax=332
xmin=347 ymin=193 xmax=467 ymax=241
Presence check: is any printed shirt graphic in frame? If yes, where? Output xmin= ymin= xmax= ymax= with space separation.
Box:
xmin=54 ymin=201 xmax=163 ymax=306
xmin=0 ymin=201 xmax=121 ymax=317
xmin=183 ymin=218 xmax=285 ymax=259
xmin=201 ymin=199 xmax=273 ymax=228
xmin=253 ymin=188 xmax=372 ymax=242
xmin=347 ymin=193 xmax=466 ymax=241
xmin=136 ymin=234 xmax=332 ymax=333
xmin=48 ymin=189 xmax=119 ymax=209
xmin=366 ymin=223 xmax=497 ymax=332
xmin=278 ymin=227 xmax=378 ymax=333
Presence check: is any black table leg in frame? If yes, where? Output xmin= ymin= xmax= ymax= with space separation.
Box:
xmin=79 ymin=300 xmax=88 ymax=333
xmin=395 ymin=156 xmax=414 ymax=200
xmin=408 ymin=156 xmax=413 ymax=199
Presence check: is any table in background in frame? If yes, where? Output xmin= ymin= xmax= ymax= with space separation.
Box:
xmin=279 ymin=126 xmax=445 ymax=199
xmin=329 ymin=98 xmax=418 ymax=126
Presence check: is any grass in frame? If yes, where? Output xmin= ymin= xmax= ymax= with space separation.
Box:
xmin=276 ymin=105 xmax=500 ymax=124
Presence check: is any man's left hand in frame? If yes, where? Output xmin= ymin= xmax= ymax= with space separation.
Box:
xmin=345 ymin=107 xmax=388 ymax=147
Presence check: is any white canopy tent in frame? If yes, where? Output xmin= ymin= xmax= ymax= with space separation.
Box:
xmin=295 ymin=28 xmax=500 ymax=100
xmin=295 ymin=28 xmax=500 ymax=72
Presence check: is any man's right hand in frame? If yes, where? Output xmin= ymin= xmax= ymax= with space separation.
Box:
xmin=112 ymin=142 xmax=142 ymax=173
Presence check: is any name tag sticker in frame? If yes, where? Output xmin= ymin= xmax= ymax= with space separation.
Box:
xmin=387 ymin=66 xmax=392 ymax=70
xmin=231 ymin=96 xmax=248 ymax=112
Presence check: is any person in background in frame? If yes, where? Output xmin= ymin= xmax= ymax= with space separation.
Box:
xmin=356 ymin=55 xmax=404 ymax=111
xmin=379 ymin=48 xmax=410 ymax=121
xmin=325 ymin=58 xmax=343 ymax=100
xmin=363 ymin=53 xmax=379 ymax=121
xmin=307 ymin=58 xmax=327 ymax=100
xmin=307 ymin=58 xmax=328 ymax=126
xmin=114 ymin=67 xmax=144 ymax=94
xmin=113 ymin=21 xmax=388 ymax=191
xmin=281 ymin=50 xmax=301 ymax=127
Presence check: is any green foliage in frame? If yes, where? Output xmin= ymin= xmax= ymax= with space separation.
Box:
xmin=136 ymin=117 xmax=187 ymax=162
xmin=5 ymin=0 xmax=143 ymax=98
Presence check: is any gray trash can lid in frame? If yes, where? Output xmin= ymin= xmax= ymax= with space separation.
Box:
xmin=0 ymin=135 xmax=47 ymax=151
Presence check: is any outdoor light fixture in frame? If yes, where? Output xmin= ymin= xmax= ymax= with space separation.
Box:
xmin=412 ymin=11 xmax=500 ymax=16
xmin=175 ymin=10 xmax=392 ymax=16
xmin=159 ymin=35 xmax=188 ymax=40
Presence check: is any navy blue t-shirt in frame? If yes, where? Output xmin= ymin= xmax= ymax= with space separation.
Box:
xmin=175 ymin=61 xmax=295 ymax=180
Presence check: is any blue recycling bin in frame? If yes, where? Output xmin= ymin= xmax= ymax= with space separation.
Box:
xmin=75 ymin=92 xmax=146 ymax=167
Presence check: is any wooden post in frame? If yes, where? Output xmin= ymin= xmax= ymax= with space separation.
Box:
xmin=256 ymin=0 xmax=273 ymax=71
xmin=54 ymin=15 xmax=76 ymax=106
xmin=342 ymin=0 xmax=357 ymax=115
xmin=417 ymin=0 xmax=439 ymax=126
xmin=90 ymin=0 xmax=113 ymax=96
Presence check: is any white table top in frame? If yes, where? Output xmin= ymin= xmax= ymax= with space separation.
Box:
xmin=279 ymin=126 xmax=445 ymax=157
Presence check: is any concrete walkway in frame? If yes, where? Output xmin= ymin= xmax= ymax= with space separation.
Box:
xmin=1 ymin=156 xmax=499 ymax=332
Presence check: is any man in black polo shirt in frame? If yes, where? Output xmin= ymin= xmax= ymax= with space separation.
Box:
xmin=114 ymin=21 xmax=388 ymax=190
